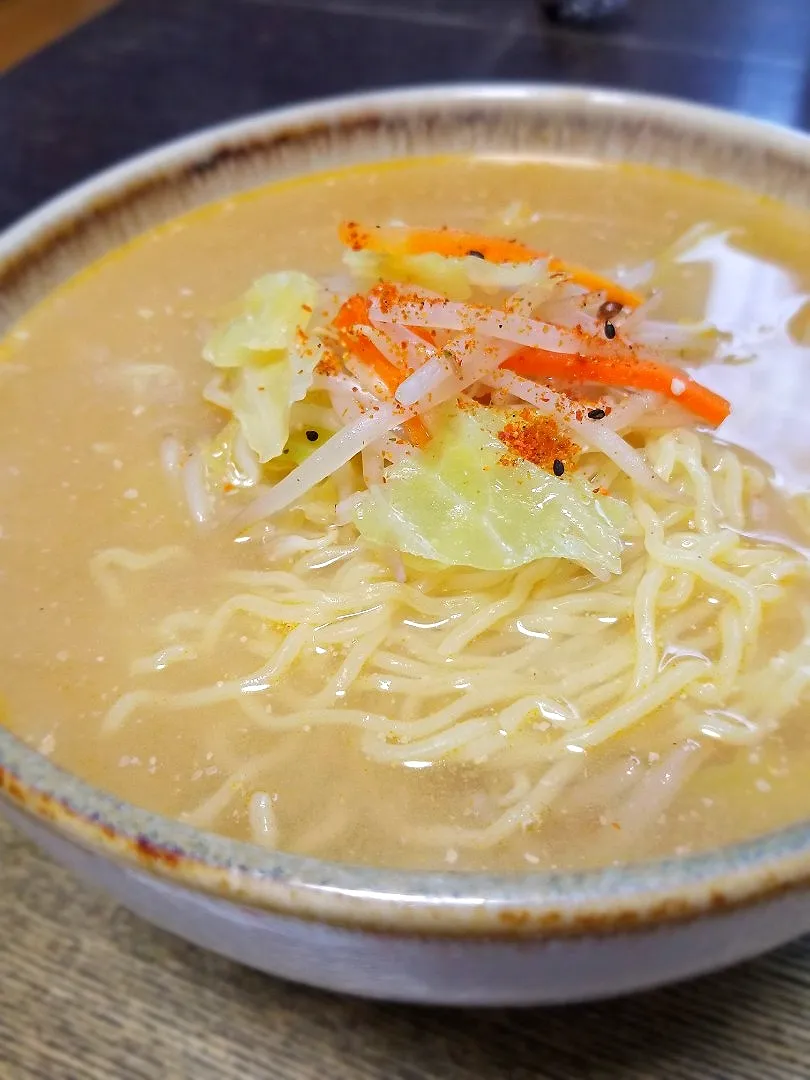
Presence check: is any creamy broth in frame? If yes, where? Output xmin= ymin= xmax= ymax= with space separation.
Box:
xmin=2 ymin=155 xmax=810 ymax=872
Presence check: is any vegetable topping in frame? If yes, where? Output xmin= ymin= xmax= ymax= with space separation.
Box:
xmin=193 ymin=220 xmax=733 ymax=579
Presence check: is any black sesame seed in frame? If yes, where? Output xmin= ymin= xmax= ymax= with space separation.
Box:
xmin=587 ymin=407 xmax=606 ymax=420
xmin=598 ymin=300 xmax=623 ymax=319
xmin=553 ymin=459 xmax=565 ymax=477
xmin=604 ymin=321 xmax=616 ymax=340
xmin=467 ymin=249 xmax=485 ymax=259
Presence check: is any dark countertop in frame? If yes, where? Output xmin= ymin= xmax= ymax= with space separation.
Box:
xmin=3 ymin=0 xmax=810 ymax=229
xmin=3 ymin=2 xmax=810 ymax=1077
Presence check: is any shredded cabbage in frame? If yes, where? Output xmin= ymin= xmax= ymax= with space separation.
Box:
xmin=203 ymin=272 xmax=320 ymax=463
xmin=351 ymin=407 xmax=627 ymax=577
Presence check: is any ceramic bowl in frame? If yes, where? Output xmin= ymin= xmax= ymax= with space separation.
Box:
xmin=2 ymin=85 xmax=810 ymax=1007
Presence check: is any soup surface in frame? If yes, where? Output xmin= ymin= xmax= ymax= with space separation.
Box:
xmin=2 ymin=154 xmax=810 ymax=872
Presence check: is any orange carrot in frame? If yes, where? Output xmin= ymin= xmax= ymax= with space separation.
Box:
xmin=333 ymin=295 xmax=430 ymax=448
xmin=504 ymin=347 xmax=730 ymax=427
xmin=401 ymin=416 xmax=429 ymax=447
xmin=333 ymin=283 xmax=726 ymax=427
xmin=338 ymin=222 xmax=643 ymax=308
xmin=546 ymin=260 xmax=644 ymax=311
xmin=333 ymin=293 xmax=373 ymax=333
xmin=339 ymin=221 xmax=537 ymax=264
xmin=343 ymin=330 xmax=406 ymax=390
xmin=407 ymin=325 xmax=439 ymax=346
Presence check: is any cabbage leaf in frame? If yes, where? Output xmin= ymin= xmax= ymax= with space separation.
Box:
xmin=351 ymin=407 xmax=626 ymax=577
xmin=203 ymin=272 xmax=319 ymax=367
xmin=202 ymin=272 xmax=320 ymax=463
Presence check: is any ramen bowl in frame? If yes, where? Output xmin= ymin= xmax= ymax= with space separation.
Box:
xmin=2 ymin=85 xmax=810 ymax=1007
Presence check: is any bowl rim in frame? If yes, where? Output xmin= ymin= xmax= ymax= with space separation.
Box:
xmin=3 ymin=81 xmax=810 ymax=937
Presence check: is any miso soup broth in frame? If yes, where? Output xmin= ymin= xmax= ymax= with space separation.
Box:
xmin=3 ymin=154 xmax=810 ymax=872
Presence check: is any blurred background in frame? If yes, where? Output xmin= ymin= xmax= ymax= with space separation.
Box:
xmin=2 ymin=0 xmax=810 ymax=230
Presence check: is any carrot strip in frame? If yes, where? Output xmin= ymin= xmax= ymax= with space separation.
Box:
xmin=343 ymin=331 xmax=405 ymax=390
xmin=407 ymin=325 xmax=439 ymax=345
xmin=332 ymin=294 xmax=430 ymax=448
xmin=334 ymin=295 xmax=405 ymax=371
xmin=504 ymin=347 xmax=730 ymax=427
xmin=339 ymin=222 xmax=643 ymax=308
xmin=334 ymin=282 xmax=726 ymax=426
xmin=333 ymin=293 xmax=373 ymax=333
xmin=403 ymin=415 xmax=430 ymax=447
xmin=340 ymin=221 xmax=537 ymax=264
xmin=547 ymin=260 xmax=643 ymax=311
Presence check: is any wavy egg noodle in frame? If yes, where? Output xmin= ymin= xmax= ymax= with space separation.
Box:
xmin=94 ymin=427 xmax=810 ymax=860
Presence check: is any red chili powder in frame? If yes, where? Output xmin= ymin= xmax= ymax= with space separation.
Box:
xmin=497 ymin=408 xmax=579 ymax=474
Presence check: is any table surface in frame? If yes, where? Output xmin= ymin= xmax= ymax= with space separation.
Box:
xmin=0 ymin=0 xmax=114 ymax=74
xmin=3 ymin=1 xmax=810 ymax=1076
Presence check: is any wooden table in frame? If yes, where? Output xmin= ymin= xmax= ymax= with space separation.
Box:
xmin=0 ymin=0 xmax=114 ymax=74
xmin=4 ymin=812 xmax=810 ymax=1078
xmin=3 ymin=2 xmax=810 ymax=1076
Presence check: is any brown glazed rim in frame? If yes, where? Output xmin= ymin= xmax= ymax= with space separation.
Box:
xmin=2 ymin=84 xmax=810 ymax=939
